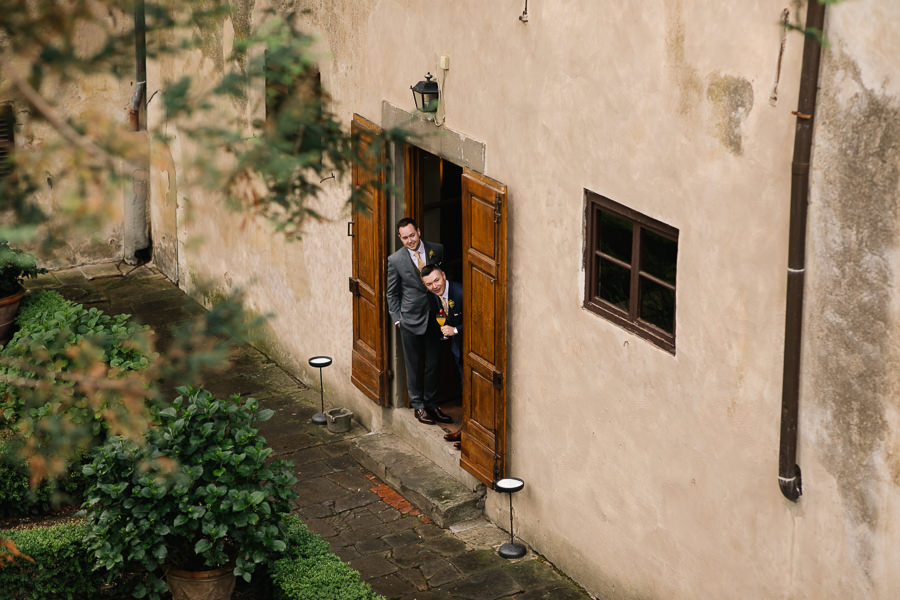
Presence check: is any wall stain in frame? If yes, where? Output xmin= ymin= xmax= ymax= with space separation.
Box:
xmin=231 ymin=0 xmax=255 ymax=71
xmin=664 ymin=1 xmax=703 ymax=116
xmin=808 ymin=45 xmax=900 ymax=576
xmin=228 ymin=0 xmax=255 ymax=120
xmin=706 ymin=74 xmax=753 ymax=155
xmin=195 ymin=0 xmax=225 ymax=73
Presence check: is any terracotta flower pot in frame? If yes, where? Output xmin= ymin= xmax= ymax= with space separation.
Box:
xmin=166 ymin=564 xmax=236 ymax=600
xmin=0 ymin=288 xmax=25 ymax=345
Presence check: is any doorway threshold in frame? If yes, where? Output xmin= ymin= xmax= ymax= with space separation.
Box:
xmin=350 ymin=430 xmax=485 ymax=528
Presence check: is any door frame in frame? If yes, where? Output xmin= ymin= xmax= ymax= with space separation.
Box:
xmin=382 ymin=103 xmax=487 ymax=410
xmin=382 ymin=104 xmax=510 ymax=486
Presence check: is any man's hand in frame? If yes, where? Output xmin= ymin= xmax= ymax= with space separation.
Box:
xmin=440 ymin=325 xmax=457 ymax=337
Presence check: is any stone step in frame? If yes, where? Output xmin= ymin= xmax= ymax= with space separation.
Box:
xmin=350 ymin=431 xmax=485 ymax=528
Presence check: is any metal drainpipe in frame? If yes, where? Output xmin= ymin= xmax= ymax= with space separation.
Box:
xmin=124 ymin=0 xmax=150 ymax=264
xmin=778 ymin=0 xmax=827 ymax=502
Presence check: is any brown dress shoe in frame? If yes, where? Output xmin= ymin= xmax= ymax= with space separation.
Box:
xmin=453 ymin=442 xmax=461 ymax=450
xmin=429 ymin=407 xmax=453 ymax=424
xmin=414 ymin=408 xmax=435 ymax=425
xmin=443 ymin=429 xmax=461 ymax=442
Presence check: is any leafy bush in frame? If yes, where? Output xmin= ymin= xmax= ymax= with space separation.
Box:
xmin=0 ymin=516 xmax=381 ymax=600
xmin=82 ymin=386 xmax=299 ymax=600
xmin=0 ymin=290 xmax=154 ymax=481
xmin=0 ymin=241 xmax=45 ymax=298
xmin=4 ymin=290 xmax=150 ymax=373
xmin=0 ymin=522 xmax=96 ymax=600
xmin=0 ymin=440 xmax=88 ymax=517
xmin=271 ymin=515 xmax=384 ymax=600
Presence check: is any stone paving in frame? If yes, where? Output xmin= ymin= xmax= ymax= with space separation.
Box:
xmin=27 ymin=262 xmax=596 ymax=600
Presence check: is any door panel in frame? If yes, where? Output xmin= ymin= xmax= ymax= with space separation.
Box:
xmin=350 ymin=114 xmax=388 ymax=405
xmin=460 ymin=169 xmax=508 ymax=486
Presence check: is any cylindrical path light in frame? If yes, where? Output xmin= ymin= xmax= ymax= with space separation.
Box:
xmin=495 ymin=477 xmax=526 ymax=559
xmin=308 ymin=356 xmax=332 ymax=425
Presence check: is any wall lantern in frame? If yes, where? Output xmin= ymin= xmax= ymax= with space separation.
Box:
xmin=411 ymin=72 xmax=439 ymax=113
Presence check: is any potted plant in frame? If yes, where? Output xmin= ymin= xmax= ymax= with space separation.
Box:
xmin=0 ymin=241 xmax=44 ymax=343
xmin=82 ymin=386 xmax=298 ymax=600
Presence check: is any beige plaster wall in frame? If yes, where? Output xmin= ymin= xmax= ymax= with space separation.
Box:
xmin=152 ymin=0 xmax=900 ymax=598
xmin=0 ymin=13 xmax=132 ymax=267
xmin=145 ymin=1 xmax=387 ymax=431
xmin=801 ymin=2 xmax=900 ymax=599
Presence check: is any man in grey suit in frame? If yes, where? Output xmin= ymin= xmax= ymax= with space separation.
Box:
xmin=387 ymin=218 xmax=453 ymax=425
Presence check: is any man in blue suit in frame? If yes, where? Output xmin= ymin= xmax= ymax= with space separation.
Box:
xmin=421 ymin=264 xmax=464 ymax=448
xmin=420 ymin=264 xmax=463 ymax=384
xmin=387 ymin=218 xmax=452 ymax=425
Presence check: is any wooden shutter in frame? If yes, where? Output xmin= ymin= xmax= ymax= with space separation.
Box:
xmin=349 ymin=114 xmax=389 ymax=405
xmin=460 ymin=169 xmax=508 ymax=485
xmin=0 ymin=104 xmax=14 ymax=180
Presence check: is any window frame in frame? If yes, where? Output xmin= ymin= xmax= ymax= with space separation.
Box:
xmin=583 ymin=190 xmax=678 ymax=353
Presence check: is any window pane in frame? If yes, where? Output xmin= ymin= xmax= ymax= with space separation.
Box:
xmin=641 ymin=229 xmax=677 ymax=285
xmin=599 ymin=211 xmax=632 ymax=262
xmin=597 ymin=258 xmax=630 ymax=310
xmin=639 ymin=277 xmax=675 ymax=333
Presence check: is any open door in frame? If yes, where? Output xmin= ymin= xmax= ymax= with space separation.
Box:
xmin=460 ymin=169 xmax=508 ymax=486
xmin=349 ymin=114 xmax=389 ymax=405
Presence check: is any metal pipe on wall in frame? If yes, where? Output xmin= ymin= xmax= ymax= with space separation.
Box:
xmin=778 ymin=0 xmax=827 ymax=502
xmin=124 ymin=0 xmax=150 ymax=264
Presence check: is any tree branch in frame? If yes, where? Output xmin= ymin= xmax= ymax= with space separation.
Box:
xmin=8 ymin=67 xmax=140 ymax=176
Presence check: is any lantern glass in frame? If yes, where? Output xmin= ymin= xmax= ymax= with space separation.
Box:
xmin=411 ymin=73 xmax=439 ymax=113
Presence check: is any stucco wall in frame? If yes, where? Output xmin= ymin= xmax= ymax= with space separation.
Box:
xmin=149 ymin=0 xmax=900 ymax=598
xmin=145 ymin=0 xmax=388 ymax=431
xmin=0 ymin=13 xmax=132 ymax=267
xmin=801 ymin=2 xmax=900 ymax=599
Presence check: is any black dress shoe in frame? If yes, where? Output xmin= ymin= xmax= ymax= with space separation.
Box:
xmin=414 ymin=409 xmax=435 ymax=425
xmin=429 ymin=407 xmax=453 ymax=424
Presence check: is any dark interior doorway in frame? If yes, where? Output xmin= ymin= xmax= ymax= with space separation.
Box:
xmin=419 ymin=150 xmax=463 ymax=280
xmin=407 ymin=146 xmax=463 ymax=406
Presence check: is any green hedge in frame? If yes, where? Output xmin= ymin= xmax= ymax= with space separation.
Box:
xmin=3 ymin=289 xmax=150 ymax=375
xmin=272 ymin=515 xmax=384 ymax=600
xmin=0 ymin=440 xmax=88 ymax=517
xmin=0 ymin=522 xmax=96 ymax=600
xmin=0 ymin=515 xmax=384 ymax=600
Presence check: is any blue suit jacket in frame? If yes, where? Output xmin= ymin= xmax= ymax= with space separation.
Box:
xmin=435 ymin=280 xmax=463 ymax=364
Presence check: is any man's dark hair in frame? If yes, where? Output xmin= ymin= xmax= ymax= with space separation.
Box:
xmin=397 ymin=217 xmax=418 ymax=232
xmin=419 ymin=264 xmax=443 ymax=279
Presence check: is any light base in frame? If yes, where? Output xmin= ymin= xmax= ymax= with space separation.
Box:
xmin=311 ymin=412 xmax=327 ymax=425
xmin=498 ymin=542 xmax=526 ymax=559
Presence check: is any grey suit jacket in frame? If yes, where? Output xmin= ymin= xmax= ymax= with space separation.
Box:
xmin=386 ymin=241 xmax=444 ymax=335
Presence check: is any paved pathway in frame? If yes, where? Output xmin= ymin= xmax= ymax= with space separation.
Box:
xmin=28 ymin=262 xmax=595 ymax=600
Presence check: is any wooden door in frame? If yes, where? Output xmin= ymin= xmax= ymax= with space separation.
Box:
xmin=460 ymin=169 xmax=508 ymax=486
xmin=349 ymin=114 xmax=389 ymax=405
